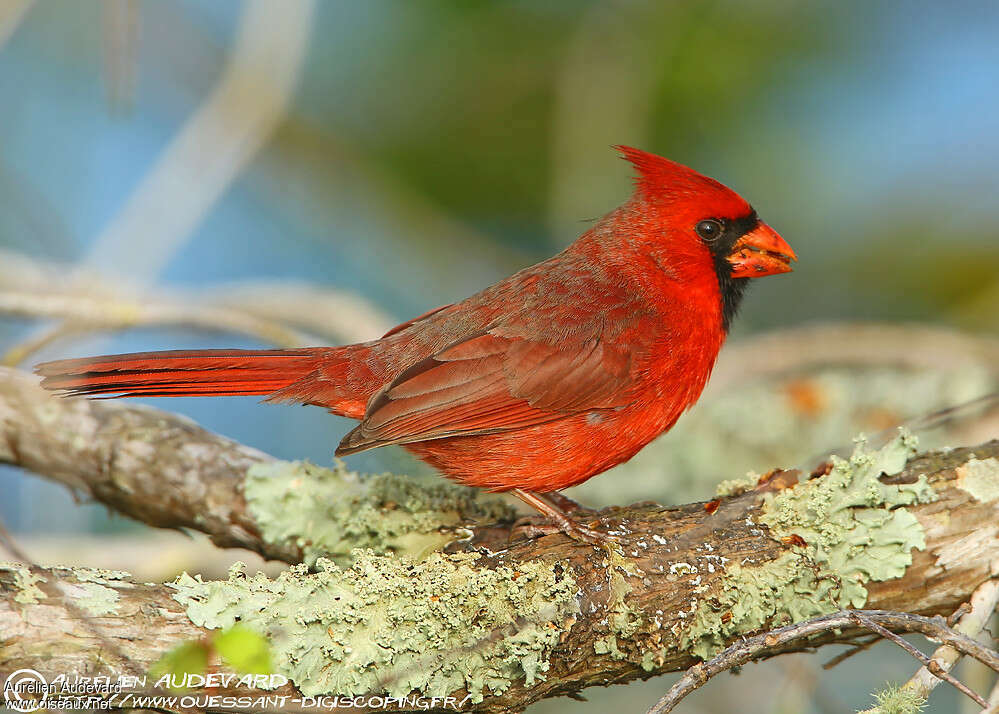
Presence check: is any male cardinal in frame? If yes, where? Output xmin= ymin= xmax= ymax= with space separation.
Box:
xmin=36 ymin=147 xmax=795 ymax=543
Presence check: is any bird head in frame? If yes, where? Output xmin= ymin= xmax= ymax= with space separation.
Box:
xmin=616 ymin=145 xmax=796 ymax=280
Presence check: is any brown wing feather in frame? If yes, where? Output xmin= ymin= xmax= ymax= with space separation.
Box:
xmin=381 ymin=303 xmax=454 ymax=338
xmin=335 ymin=329 xmax=633 ymax=455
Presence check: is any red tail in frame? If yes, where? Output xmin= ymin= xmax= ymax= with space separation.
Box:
xmin=35 ymin=349 xmax=329 ymax=399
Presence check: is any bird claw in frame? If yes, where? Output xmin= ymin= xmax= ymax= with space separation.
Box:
xmin=510 ymin=515 xmax=619 ymax=547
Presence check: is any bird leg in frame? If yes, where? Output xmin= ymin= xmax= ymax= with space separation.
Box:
xmin=539 ymin=490 xmax=598 ymax=516
xmin=510 ymin=488 xmax=613 ymax=546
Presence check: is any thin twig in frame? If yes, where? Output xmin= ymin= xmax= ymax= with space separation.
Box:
xmin=822 ymin=634 xmax=882 ymax=669
xmin=811 ymin=391 xmax=999 ymax=467
xmin=708 ymin=323 xmax=999 ymax=395
xmin=850 ymin=610 xmax=988 ymax=709
xmin=0 ymin=291 xmax=316 ymax=355
xmin=202 ymin=281 xmax=393 ymax=343
xmin=646 ymin=610 xmax=999 ymax=714
xmin=1 ymin=320 xmax=86 ymax=366
xmin=888 ymin=575 xmax=999 ymax=710
xmin=0 ymin=516 xmax=34 ymax=566
xmin=949 ymin=601 xmax=974 ymax=626
xmin=0 ymin=249 xmax=395 ymax=359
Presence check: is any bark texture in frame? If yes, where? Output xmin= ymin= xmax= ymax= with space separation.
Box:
xmin=0 ymin=366 xmax=298 ymax=561
xmin=2 ymin=435 xmax=997 ymax=713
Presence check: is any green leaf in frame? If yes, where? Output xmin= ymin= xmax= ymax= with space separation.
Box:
xmin=213 ymin=624 xmax=273 ymax=675
xmin=150 ymin=640 xmax=210 ymax=690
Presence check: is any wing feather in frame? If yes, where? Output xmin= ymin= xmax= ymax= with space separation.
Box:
xmin=335 ymin=328 xmax=633 ymax=455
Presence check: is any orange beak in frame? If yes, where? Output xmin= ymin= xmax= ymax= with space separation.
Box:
xmin=727 ymin=222 xmax=796 ymax=278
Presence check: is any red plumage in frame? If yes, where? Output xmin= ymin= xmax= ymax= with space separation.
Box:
xmin=36 ymin=147 xmax=795 ymax=539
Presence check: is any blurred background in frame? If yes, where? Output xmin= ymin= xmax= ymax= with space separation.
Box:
xmin=1 ymin=1 xmax=998 ymax=712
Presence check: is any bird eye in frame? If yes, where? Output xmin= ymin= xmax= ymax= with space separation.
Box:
xmin=695 ymin=219 xmax=723 ymax=241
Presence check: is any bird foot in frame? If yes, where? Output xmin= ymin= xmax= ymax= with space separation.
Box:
xmin=509 ymin=488 xmax=618 ymax=546
xmin=510 ymin=514 xmax=618 ymax=546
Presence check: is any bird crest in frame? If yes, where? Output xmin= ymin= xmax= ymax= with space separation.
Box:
xmin=615 ymin=145 xmax=749 ymax=215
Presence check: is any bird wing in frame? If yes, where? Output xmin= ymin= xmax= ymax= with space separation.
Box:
xmin=380 ymin=303 xmax=454 ymax=338
xmin=335 ymin=328 xmax=634 ymax=455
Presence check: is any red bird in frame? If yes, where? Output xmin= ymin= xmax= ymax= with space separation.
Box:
xmin=36 ymin=147 xmax=795 ymax=543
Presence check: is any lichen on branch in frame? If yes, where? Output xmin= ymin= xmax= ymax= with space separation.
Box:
xmin=168 ymin=552 xmax=579 ymax=702
xmin=646 ymin=433 xmax=935 ymax=660
xmin=2 ymin=358 xmax=998 ymax=712
xmin=158 ymin=433 xmax=968 ymax=706
xmin=244 ymin=461 xmax=516 ymax=566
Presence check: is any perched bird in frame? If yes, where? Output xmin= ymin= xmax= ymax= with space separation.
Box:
xmin=36 ymin=147 xmax=795 ymax=543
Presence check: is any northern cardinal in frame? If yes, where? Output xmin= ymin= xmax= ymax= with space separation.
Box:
xmin=36 ymin=147 xmax=795 ymax=543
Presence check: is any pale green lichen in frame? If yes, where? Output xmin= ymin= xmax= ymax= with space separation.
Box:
xmin=715 ymin=472 xmax=762 ymax=497
xmin=244 ymin=461 xmax=516 ymax=566
xmin=639 ymin=649 xmax=659 ymax=672
xmin=169 ymin=551 xmax=578 ymax=701
xmin=73 ymin=566 xmax=133 ymax=582
xmin=2 ymin=562 xmax=47 ymax=604
xmin=760 ymin=430 xmax=935 ymax=604
xmin=955 ymin=457 xmax=999 ymax=503
xmin=67 ymin=582 xmax=119 ymax=616
xmin=683 ymin=552 xmax=836 ymax=659
xmin=3 ymin=564 xmax=129 ymax=613
xmin=594 ymin=550 xmax=643 ymax=660
xmin=683 ymin=432 xmax=936 ymax=659
xmin=593 ymin=635 xmax=626 ymax=659
xmin=62 ymin=567 xmax=132 ymax=614
xmin=868 ymin=683 xmax=927 ymax=714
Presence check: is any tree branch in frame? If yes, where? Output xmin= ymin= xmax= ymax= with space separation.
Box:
xmin=0 ymin=367 xmax=515 ymax=565
xmin=2 ymin=361 xmax=998 ymax=712
xmin=647 ymin=608 xmax=999 ymax=714
xmin=0 ymin=366 xmax=298 ymax=561
xmin=850 ymin=610 xmax=988 ymax=709
xmin=0 ymin=290 xmax=317 ymax=355
xmin=873 ymin=577 xmax=999 ymax=711
xmin=0 ymin=248 xmax=395 ymax=364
